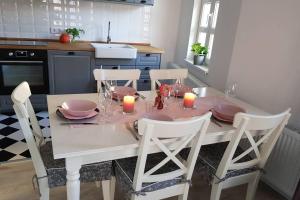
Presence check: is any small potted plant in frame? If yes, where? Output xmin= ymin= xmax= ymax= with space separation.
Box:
xmin=65 ymin=28 xmax=85 ymax=42
xmin=191 ymin=42 xmax=208 ymax=65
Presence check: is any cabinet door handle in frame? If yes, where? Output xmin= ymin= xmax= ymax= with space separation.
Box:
xmin=145 ymin=53 xmax=151 ymax=57
xmin=141 ymin=0 xmax=147 ymax=3
xmin=112 ymin=66 xmax=119 ymax=69
xmin=68 ymin=51 xmax=75 ymax=55
xmin=145 ymin=67 xmax=150 ymax=70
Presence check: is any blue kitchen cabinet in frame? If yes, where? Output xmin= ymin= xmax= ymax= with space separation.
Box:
xmin=48 ymin=50 xmax=94 ymax=94
xmin=93 ymin=0 xmax=154 ymax=6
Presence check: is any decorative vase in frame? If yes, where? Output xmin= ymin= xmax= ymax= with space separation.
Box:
xmin=193 ymin=55 xmax=206 ymax=65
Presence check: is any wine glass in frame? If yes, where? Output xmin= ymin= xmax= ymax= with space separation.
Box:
xmin=225 ymin=82 xmax=238 ymax=97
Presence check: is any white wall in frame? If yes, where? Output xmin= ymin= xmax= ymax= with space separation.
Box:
xmin=150 ymin=0 xmax=182 ymax=67
xmin=207 ymin=0 xmax=242 ymax=90
xmin=173 ymin=0 xmax=194 ymax=67
xmin=226 ymin=0 xmax=300 ymax=130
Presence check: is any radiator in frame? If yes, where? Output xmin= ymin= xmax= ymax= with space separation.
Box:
xmin=262 ymin=128 xmax=300 ymax=199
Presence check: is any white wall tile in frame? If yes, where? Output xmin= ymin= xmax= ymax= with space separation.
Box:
xmin=0 ymin=0 xmax=150 ymax=43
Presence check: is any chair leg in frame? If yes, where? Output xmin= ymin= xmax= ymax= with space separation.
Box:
xmin=178 ymin=184 xmax=190 ymax=200
xmin=110 ymin=177 xmax=116 ymax=200
xmin=38 ymin=178 xmax=49 ymax=200
xmin=102 ymin=180 xmax=111 ymax=200
xmin=210 ymin=182 xmax=222 ymax=200
xmin=245 ymin=173 xmax=260 ymax=200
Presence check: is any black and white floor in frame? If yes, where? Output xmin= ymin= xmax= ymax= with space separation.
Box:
xmin=0 ymin=111 xmax=50 ymax=163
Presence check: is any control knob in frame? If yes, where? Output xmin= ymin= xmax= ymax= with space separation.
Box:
xmin=8 ymin=52 xmax=14 ymax=56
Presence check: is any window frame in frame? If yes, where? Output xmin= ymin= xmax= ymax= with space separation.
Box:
xmin=187 ymin=0 xmax=220 ymax=65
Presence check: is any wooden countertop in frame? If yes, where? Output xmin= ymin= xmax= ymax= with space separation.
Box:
xmin=0 ymin=41 xmax=164 ymax=54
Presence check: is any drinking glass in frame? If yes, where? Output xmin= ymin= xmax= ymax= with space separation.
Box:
xmin=225 ymin=82 xmax=238 ymax=97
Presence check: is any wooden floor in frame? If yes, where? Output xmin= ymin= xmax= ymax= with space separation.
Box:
xmin=0 ymin=160 xmax=285 ymax=200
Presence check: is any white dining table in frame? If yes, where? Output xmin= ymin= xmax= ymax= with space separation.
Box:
xmin=47 ymin=87 xmax=268 ymax=200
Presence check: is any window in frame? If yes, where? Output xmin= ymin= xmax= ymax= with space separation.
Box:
xmin=187 ymin=0 xmax=220 ymax=65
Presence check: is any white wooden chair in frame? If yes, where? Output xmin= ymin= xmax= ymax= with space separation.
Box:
xmin=149 ymin=69 xmax=188 ymax=90
xmin=113 ymin=112 xmax=212 ymax=200
xmin=93 ymin=69 xmax=141 ymax=92
xmin=11 ymin=82 xmax=112 ymax=200
xmin=198 ymin=109 xmax=291 ymax=200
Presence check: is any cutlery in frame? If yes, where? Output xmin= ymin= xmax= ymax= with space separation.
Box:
xmin=60 ymin=122 xmax=99 ymax=125
xmin=125 ymin=123 xmax=139 ymax=140
xmin=136 ymin=93 xmax=146 ymax=100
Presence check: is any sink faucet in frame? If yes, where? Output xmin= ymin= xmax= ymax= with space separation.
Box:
xmin=107 ymin=21 xmax=111 ymax=44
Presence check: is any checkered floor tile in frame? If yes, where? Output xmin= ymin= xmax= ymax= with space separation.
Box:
xmin=0 ymin=111 xmax=51 ymax=163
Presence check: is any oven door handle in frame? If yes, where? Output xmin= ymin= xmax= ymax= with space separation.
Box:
xmin=0 ymin=60 xmax=44 ymax=64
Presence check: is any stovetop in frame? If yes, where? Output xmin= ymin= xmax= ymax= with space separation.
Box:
xmin=0 ymin=40 xmax=48 ymax=46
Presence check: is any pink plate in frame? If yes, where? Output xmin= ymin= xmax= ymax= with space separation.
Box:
xmin=58 ymin=108 xmax=98 ymax=120
xmin=212 ymin=110 xmax=233 ymax=123
xmin=213 ymin=103 xmax=245 ymax=120
xmin=112 ymin=86 xmax=137 ymax=100
xmin=61 ymin=99 xmax=97 ymax=117
xmin=171 ymin=84 xmax=192 ymax=97
xmin=143 ymin=113 xmax=173 ymax=121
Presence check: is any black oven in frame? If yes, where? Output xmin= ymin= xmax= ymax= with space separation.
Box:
xmin=0 ymin=49 xmax=49 ymax=95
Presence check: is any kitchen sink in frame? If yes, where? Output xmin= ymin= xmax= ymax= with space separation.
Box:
xmin=91 ymin=43 xmax=137 ymax=59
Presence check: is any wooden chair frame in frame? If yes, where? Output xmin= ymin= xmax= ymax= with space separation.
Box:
xmin=128 ymin=112 xmax=211 ymax=200
xmin=93 ymin=69 xmax=141 ymax=92
xmin=210 ymin=109 xmax=291 ymax=200
xmin=149 ymin=69 xmax=188 ymax=90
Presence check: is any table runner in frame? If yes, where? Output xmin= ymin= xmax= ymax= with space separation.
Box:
xmin=61 ymin=96 xmax=236 ymax=127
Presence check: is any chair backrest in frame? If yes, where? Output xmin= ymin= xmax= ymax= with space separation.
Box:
xmin=11 ymin=82 xmax=47 ymax=177
xmin=93 ymin=69 xmax=141 ymax=92
xmin=216 ymin=109 xmax=291 ymax=179
xmin=133 ymin=112 xmax=212 ymax=193
xmin=149 ymin=69 xmax=188 ymax=90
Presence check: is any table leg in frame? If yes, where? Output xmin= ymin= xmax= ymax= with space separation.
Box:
xmin=66 ymin=158 xmax=82 ymax=200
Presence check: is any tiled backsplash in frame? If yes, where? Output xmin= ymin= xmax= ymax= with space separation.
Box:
xmin=0 ymin=0 xmax=151 ymax=43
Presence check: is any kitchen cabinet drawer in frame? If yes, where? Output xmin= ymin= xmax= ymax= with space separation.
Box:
xmin=95 ymin=58 xmax=135 ymax=66
xmin=136 ymin=53 xmax=161 ymax=66
xmin=134 ymin=0 xmax=154 ymax=5
xmin=91 ymin=0 xmax=153 ymax=6
xmin=137 ymin=79 xmax=151 ymax=91
xmin=99 ymin=65 xmax=135 ymax=70
xmin=136 ymin=65 xmax=159 ymax=78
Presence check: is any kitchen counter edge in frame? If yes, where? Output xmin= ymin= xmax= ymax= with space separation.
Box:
xmin=0 ymin=42 xmax=165 ymax=54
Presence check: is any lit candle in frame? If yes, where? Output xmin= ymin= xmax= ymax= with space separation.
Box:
xmin=183 ymin=92 xmax=196 ymax=108
xmin=123 ymin=95 xmax=135 ymax=113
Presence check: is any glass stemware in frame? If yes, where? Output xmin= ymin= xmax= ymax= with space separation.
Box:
xmin=225 ymin=82 xmax=238 ymax=97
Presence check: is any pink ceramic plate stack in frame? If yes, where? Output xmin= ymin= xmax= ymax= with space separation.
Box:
xmin=58 ymin=99 xmax=98 ymax=120
xmin=212 ymin=103 xmax=245 ymax=123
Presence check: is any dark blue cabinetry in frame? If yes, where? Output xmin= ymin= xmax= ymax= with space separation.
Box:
xmin=94 ymin=0 xmax=154 ymax=6
xmin=93 ymin=53 xmax=161 ymax=91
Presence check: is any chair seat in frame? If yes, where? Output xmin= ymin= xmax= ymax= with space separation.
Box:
xmin=199 ymin=142 xmax=259 ymax=181
xmin=114 ymin=152 xmax=184 ymax=198
xmin=180 ymin=142 xmax=259 ymax=183
xmin=40 ymin=142 xmax=112 ymax=188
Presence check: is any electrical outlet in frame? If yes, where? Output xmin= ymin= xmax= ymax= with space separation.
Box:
xmin=50 ymin=27 xmax=64 ymax=34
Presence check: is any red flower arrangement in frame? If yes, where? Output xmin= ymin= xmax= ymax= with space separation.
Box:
xmin=159 ymin=84 xmax=172 ymax=97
